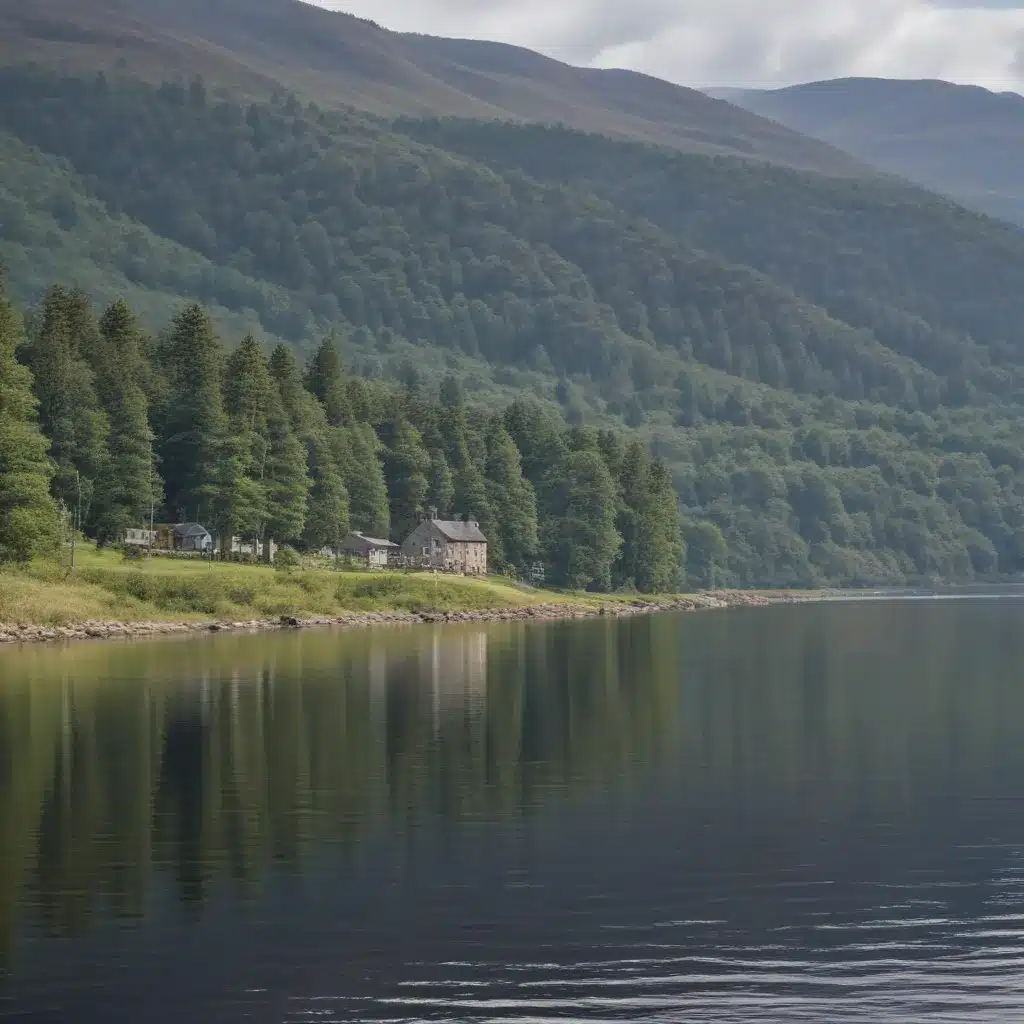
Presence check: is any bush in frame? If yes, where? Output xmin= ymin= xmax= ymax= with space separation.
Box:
xmin=121 ymin=545 xmax=146 ymax=562
xmin=274 ymin=546 xmax=301 ymax=574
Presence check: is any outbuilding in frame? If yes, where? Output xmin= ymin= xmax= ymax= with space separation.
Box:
xmin=339 ymin=531 xmax=399 ymax=568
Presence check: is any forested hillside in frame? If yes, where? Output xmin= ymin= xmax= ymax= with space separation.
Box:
xmin=2 ymin=68 xmax=1024 ymax=586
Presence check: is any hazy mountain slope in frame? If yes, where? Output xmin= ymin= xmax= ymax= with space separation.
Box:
xmin=720 ymin=78 xmax=1024 ymax=225
xmin=400 ymin=120 xmax=1024 ymax=375
xmin=0 ymin=0 xmax=867 ymax=176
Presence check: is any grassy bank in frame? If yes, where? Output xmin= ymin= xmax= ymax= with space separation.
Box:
xmin=0 ymin=544 xmax=608 ymax=628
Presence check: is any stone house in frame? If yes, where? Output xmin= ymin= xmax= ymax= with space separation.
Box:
xmin=401 ymin=517 xmax=488 ymax=575
xmin=339 ymin=531 xmax=399 ymax=568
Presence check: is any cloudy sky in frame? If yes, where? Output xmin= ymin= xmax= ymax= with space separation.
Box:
xmin=318 ymin=1 xmax=1024 ymax=91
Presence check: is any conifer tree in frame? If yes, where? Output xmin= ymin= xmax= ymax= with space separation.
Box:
xmin=485 ymin=420 xmax=538 ymax=570
xmin=61 ymin=288 xmax=102 ymax=364
xmin=302 ymin=427 xmax=349 ymax=554
xmin=304 ymin=335 xmax=351 ymax=427
xmin=635 ymin=458 xmax=684 ymax=592
xmin=207 ymin=431 xmax=267 ymax=556
xmin=344 ymin=378 xmax=373 ymax=424
xmin=23 ymin=286 xmax=109 ymax=525
xmin=222 ymin=335 xmax=274 ymax=544
xmin=438 ymin=374 xmax=492 ymax=525
xmin=543 ymin=449 xmax=621 ymax=590
xmin=262 ymin=388 xmax=310 ymax=558
xmin=268 ymin=344 xmax=306 ymax=430
xmin=381 ymin=416 xmax=429 ymax=541
xmin=93 ymin=300 xmax=159 ymax=544
xmin=503 ymin=399 xmax=569 ymax=489
xmin=334 ymin=423 xmax=389 ymax=537
xmin=159 ymin=304 xmax=227 ymax=522
xmin=224 ymin=335 xmax=273 ymax=439
xmin=0 ymin=280 xmax=59 ymax=562
xmin=616 ymin=442 xmax=683 ymax=593
xmin=266 ymin=344 xmax=347 ymax=554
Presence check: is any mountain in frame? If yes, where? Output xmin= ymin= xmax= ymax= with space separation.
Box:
xmin=0 ymin=0 xmax=867 ymax=176
xmin=718 ymin=78 xmax=1024 ymax=225
xmin=4 ymin=65 xmax=1024 ymax=588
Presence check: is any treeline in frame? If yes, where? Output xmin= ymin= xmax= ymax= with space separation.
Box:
xmin=0 ymin=282 xmax=685 ymax=592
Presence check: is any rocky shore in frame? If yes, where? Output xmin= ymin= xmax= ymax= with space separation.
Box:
xmin=0 ymin=590 xmax=804 ymax=647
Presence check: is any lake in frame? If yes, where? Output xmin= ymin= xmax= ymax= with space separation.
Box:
xmin=2 ymin=598 xmax=1024 ymax=1022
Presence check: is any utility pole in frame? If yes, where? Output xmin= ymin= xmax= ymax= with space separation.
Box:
xmin=70 ymin=470 xmax=81 ymax=574
xmin=148 ymin=452 xmax=156 ymax=563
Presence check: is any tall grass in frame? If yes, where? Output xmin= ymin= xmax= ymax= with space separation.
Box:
xmin=0 ymin=545 xmax=556 ymax=625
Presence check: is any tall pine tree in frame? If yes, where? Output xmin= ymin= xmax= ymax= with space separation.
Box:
xmin=302 ymin=426 xmax=349 ymax=554
xmin=304 ymin=335 xmax=351 ymax=427
xmin=615 ymin=442 xmax=684 ymax=593
xmin=333 ymin=423 xmax=389 ymax=537
xmin=93 ymin=300 xmax=159 ymax=544
xmin=23 ymin=286 xmax=109 ymax=526
xmin=0 ymin=280 xmax=59 ymax=561
xmin=221 ymin=335 xmax=277 ymax=551
xmin=159 ymin=304 xmax=227 ymax=522
xmin=262 ymin=386 xmax=309 ymax=558
xmin=381 ymin=416 xmax=429 ymax=541
xmin=485 ymin=420 xmax=538 ymax=571
xmin=542 ymin=449 xmax=621 ymax=590
xmin=438 ymin=375 xmax=492 ymax=525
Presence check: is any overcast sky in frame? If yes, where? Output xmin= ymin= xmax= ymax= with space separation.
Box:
xmin=318 ymin=1 xmax=1024 ymax=91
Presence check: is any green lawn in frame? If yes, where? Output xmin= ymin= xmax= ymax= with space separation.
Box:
xmin=0 ymin=544 xmax=594 ymax=627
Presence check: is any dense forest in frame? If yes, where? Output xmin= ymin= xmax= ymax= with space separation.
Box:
xmin=2 ymin=69 xmax=1024 ymax=585
xmin=0 ymin=282 xmax=684 ymax=592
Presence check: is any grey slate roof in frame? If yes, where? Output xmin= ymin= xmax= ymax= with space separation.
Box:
xmin=432 ymin=520 xmax=487 ymax=543
xmin=351 ymin=532 xmax=398 ymax=548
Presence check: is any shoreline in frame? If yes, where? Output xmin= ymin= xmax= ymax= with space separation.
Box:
xmin=0 ymin=590 xmax=812 ymax=647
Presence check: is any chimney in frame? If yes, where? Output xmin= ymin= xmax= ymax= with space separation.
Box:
xmin=426 ymin=506 xmax=438 ymax=521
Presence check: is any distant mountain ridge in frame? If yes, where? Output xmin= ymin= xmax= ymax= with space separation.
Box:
xmin=718 ymin=77 xmax=1024 ymax=225
xmin=0 ymin=0 xmax=868 ymax=177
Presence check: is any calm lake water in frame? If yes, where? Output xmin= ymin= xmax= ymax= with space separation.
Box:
xmin=2 ymin=599 xmax=1024 ymax=1022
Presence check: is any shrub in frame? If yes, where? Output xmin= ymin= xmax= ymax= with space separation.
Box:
xmin=274 ymin=546 xmax=301 ymax=574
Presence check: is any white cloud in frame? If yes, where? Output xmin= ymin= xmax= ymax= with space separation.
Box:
xmin=316 ymin=1 xmax=1024 ymax=90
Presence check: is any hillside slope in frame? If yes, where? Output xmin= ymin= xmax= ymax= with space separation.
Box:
xmin=0 ymin=0 xmax=866 ymax=176
xmin=3 ymin=70 xmax=1024 ymax=586
xmin=402 ymin=119 xmax=1024 ymax=392
xmin=720 ymin=78 xmax=1024 ymax=225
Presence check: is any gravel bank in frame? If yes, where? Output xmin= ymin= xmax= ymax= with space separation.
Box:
xmin=0 ymin=590 xmax=808 ymax=646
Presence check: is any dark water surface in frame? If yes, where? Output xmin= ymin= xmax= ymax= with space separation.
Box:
xmin=2 ymin=600 xmax=1024 ymax=1022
